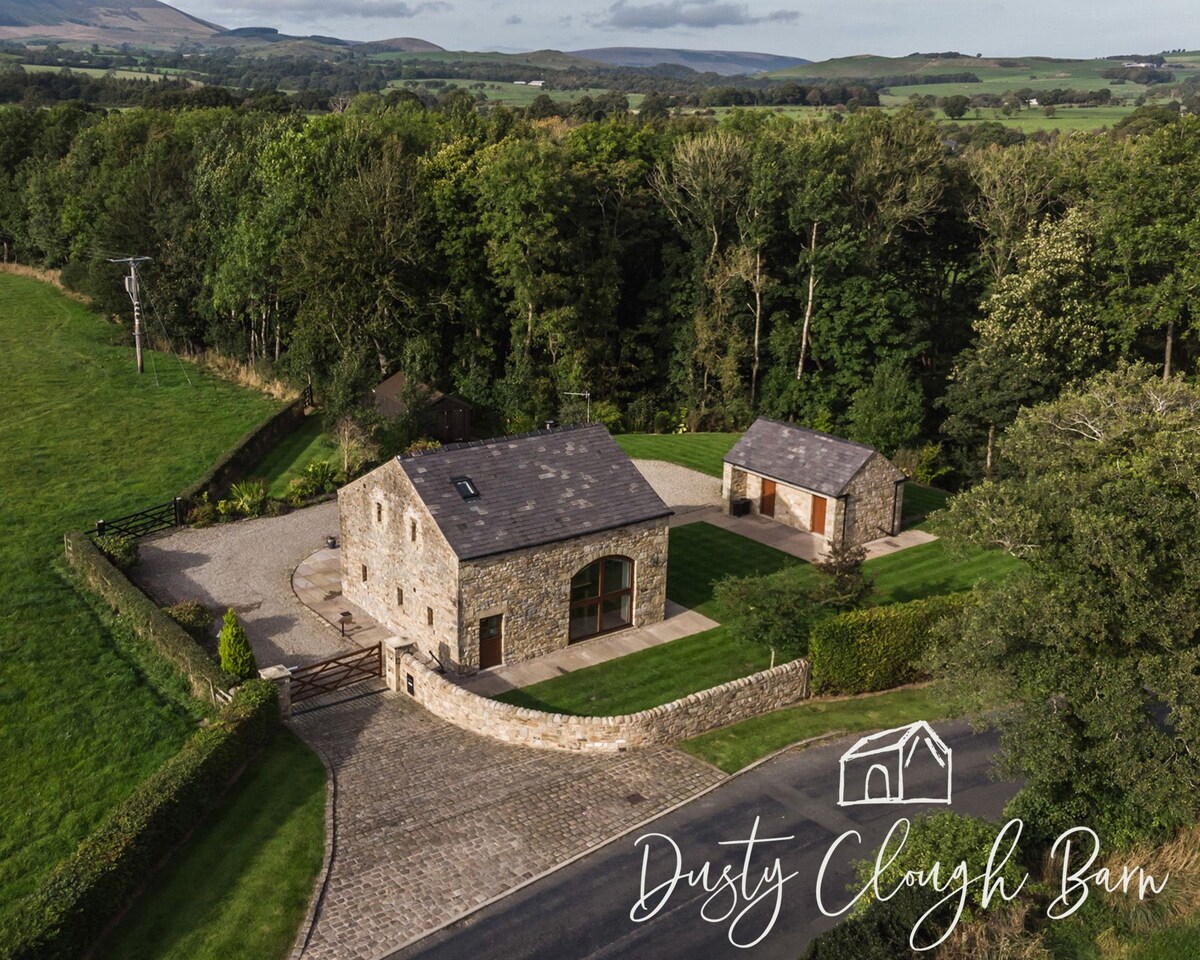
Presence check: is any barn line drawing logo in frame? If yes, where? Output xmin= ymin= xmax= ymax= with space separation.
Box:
xmin=837 ymin=721 xmax=952 ymax=807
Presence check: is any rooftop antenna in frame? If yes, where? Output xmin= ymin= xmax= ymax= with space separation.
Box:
xmin=563 ymin=390 xmax=591 ymax=424
xmin=108 ymin=256 xmax=152 ymax=374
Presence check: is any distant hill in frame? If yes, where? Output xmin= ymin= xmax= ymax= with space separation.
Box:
xmin=570 ymin=47 xmax=810 ymax=76
xmin=0 ymin=0 xmax=223 ymax=44
xmin=357 ymin=37 xmax=446 ymax=54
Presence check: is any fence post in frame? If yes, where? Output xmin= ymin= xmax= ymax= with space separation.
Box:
xmin=96 ymin=519 xmax=106 ymax=537
xmin=259 ymin=665 xmax=292 ymax=719
xmin=173 ymin=497 xmax=184 ymax=527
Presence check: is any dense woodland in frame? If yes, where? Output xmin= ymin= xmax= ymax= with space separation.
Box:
xmin=0 ymin=98 xmax=1196 ymax=484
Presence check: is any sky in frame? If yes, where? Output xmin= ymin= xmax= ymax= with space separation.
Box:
xmin=180 ymin=0 xmax=1193 ymax=60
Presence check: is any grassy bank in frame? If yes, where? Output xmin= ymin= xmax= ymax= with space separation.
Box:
xmin=96 ymin=730 xmax=326 ymax=960
xmin=0 ymin=273 xmax=281 ymax=925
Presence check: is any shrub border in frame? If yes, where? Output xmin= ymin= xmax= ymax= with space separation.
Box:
xmin=63 ymin=530 xmax=233 ymax=701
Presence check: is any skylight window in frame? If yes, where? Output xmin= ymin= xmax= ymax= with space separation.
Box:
xmin=452 ymin=476 xmax=480 ymax=500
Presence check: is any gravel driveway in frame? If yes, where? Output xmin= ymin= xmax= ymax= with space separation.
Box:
xmin=631 ymin=459 xmax=722 ymax=515
xmin=133 ymin=501 xmax=343 ymax=666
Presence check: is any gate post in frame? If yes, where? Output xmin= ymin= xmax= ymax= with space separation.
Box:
xmin=259 ymin=665 xmax=292 ymax=719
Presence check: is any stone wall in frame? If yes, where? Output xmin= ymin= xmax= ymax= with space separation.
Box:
xmin=457 ymin=519 xmax=669 ymax=671
xmin=843 ymin=453 xmax=904 ymax=545
xmin=726 ymin=466 xmax=842 ymax=544
xmin=385 ymin=640 xmax=812 ymax=752
xmin=339 ymin=462 xmax=463 ymax=669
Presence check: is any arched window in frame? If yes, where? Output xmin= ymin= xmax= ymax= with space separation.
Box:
xmin=569 ymin=556 xmax=633 ymax=642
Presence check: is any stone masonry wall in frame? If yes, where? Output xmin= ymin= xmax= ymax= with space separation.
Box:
xmin=457 ymin=519 xmax=669 ymax=671
xmin=339 ymin=463 xmax=462 ymax=669
xmin=728 ymin=467 xmax=840 ymax=544
xmin=843 ymin=453 xmax=904 ymax=546
xmin=385 ymin=641 xmax=811 ymax=752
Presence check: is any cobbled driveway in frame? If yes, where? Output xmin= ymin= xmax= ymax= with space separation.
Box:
xmin=292 ymin=685 xmax=724 ymax=960
xmin=134 ymin=503 xmax=727 ymax=959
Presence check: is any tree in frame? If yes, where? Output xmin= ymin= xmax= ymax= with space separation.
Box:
xmin=812 ymin=542 xmax=873 ymax=609
xmin=930 ymin=366 xmax=1200 ymax=846
xmin=942 ymin=95 xmax=970 ymax=119
xmin=846 ymin=358 xmax=923 ymax=455
xmin=218 ymin=609 xmax=257 ymax=680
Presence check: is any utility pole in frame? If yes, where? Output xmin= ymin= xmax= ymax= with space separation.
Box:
xmin=109 ymin=256 xmax=151 ymax=374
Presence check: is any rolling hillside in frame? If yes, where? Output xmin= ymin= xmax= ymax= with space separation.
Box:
xmin=0 ymin=0 xmax=222 ymax=44
xmin=572 ymin=46 xmax=809 ymax=76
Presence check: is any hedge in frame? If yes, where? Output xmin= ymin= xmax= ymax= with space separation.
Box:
xmin=809 ymin=593 xmax=968 ymax=695
xmin=63 ymin=530 xmax=233 ymax=700
xmin=178 ymin=395 xmax=307 ymax=506
xmin=0 ymin=681 xmax=279 ymax=960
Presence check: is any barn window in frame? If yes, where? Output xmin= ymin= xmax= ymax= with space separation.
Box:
xmin=396 ymin=586 xmax=404 ymax=606
xmin=376 ymin=502 xmax=383 ymax=523
xmin=360 ymin=563 xmax=368 ymax=583
xmin=426 ymin=606 xmax=434 ymax=626
xmin=569 ymin=556 xmax=633 ymax=642
xmin=410 ymin=519 xmax=417 ymax=542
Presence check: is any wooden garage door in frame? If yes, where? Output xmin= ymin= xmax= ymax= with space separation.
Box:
xmin=810 ymin=495 xmax=827 ymax=536
xmin=760 ymin=479 xmax=776 ymax=518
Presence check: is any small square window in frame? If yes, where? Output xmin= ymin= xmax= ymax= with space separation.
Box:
xmin=376 ymin=502 xmax=383 ymax=523
xmin=480 ymin=614 xmax=502 ymax=641
xmin=426 ymin=606 xmax=434 ymax=626
xmin=360 ymin=563 xmax=368 ymax=583
xmin=396 ymin=586 xmax=404 ymax=606
xmin=452 ymin=476 xmax=480 ymax=500
xmin=410 ymin=520 xmax=417 ymax=542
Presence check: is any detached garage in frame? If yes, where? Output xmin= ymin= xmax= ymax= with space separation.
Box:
xmin=722 ymin=418 xmax=906 ymax=549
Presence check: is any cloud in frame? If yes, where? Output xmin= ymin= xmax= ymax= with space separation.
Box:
xmin=505 ymin=14 xmax=524 ymax=24
xmin=589 ymin=0 xmax=799 ymax=30
xmin=207 ymin=0 xmax=451 ymax=20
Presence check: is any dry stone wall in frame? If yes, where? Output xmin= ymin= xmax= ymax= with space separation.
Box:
xmin=844 ymin=453 xmax=904 ymax=545
xmin=385 ymin=640 xmax=811 ymax=752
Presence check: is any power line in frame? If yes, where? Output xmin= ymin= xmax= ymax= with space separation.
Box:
xmin=140 ymin=279 xmax=193 ymax=387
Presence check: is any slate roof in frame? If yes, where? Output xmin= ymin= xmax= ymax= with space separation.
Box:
xmin=396 ymin=424 xmax=671 ymax=561
xmin=724 ymin=417 xmax=903 ymax=497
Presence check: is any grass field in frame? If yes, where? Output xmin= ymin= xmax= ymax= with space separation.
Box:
xmin=613 ymin=432 xmax=740 ymax=477
xmin=96 ymin=730 xmax=326 ymax=960
xmin=496 ymin=522 xmax=1018 ymax=716
xmin=18 ymin=62 xmax=164 ymax=81
xmin=679 ymin=685 xmax=953 ymax=772
xmin=251 ymin=415 xmax=335 ymax=499
xmin=0 ymin=273 xmax=283 ymax=927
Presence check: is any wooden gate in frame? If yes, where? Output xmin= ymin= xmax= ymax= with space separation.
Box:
xmin=290 ymin=642 xmax=383 ymax=704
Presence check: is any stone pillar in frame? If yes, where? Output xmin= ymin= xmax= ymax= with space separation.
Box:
xmin=259 ymin=665 xmax=292 ymax=719
xmin=382 ymin=637 xmax=414 ymax=693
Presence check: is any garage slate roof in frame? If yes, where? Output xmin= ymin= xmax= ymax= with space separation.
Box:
xmin=397 ymin=424 xmax=671 ymax=561
xmin=724 ymin=417 xmax=902 ymax=497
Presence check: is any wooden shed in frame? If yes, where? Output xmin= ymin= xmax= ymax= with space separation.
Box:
xmin=370 ymin=371 xmax=472 ymax=444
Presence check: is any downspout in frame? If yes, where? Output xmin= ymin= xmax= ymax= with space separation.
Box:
xmin=892 ymin=479 xmax=905 ymax=536
xmin=839 ymin=494 xmax=848 ymax=547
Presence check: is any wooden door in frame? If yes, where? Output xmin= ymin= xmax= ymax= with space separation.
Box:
xmin=810 ymin=495 xmax=827 ymax=536
xmin=760 ymin=479 xmax=776 ymax=518
xmin=479 ymin=615 xmax=503 ymax=669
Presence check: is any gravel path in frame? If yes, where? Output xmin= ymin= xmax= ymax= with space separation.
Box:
xmin=632 ymin=458 xmax=723 ymax=514
xmin=133 ymin=501 xmax=343 ymax=667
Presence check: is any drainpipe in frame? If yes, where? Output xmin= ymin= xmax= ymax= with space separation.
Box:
xmin=839 ymin=495 xmax=848 ymax=547
xmin=892 ymin=479 xmax=905 ymax=535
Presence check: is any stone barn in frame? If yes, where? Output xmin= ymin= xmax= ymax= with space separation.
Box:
xmin=722 ymin=418 xmax=905 ymax=548
xmin=339 ymin=424 xmax=671 ymax=674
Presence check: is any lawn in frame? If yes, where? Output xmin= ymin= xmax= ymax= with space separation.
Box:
xmin=613 ymin=432 xmax=740 ymax=478
xmin=679 ymin=685 xmax=954 ymax=773
xmin=96 ymin=730 xmax=326 ymax=960
xmin=0 ymin=273 xmax=283 ymax=926
xmin=250 ymin=415 xmax=335 ymax=499
xmin=901 ymin=483 xmax=951 ymax=527
xmin=495 ymin=523 xmax=1018 ymax=716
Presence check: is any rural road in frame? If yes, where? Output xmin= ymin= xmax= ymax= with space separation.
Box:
xmin=390 ymin=720 xmax=1016 ymax=960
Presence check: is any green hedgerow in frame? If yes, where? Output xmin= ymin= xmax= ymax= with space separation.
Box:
xmin=218 ymin=609 xmax=257 ymax=681
xmin=165 ymin=600 xmax=214 ymax=641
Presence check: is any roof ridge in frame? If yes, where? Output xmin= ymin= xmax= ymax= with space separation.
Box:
xmin=396 ymin=421 xmax=606 ymax=462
